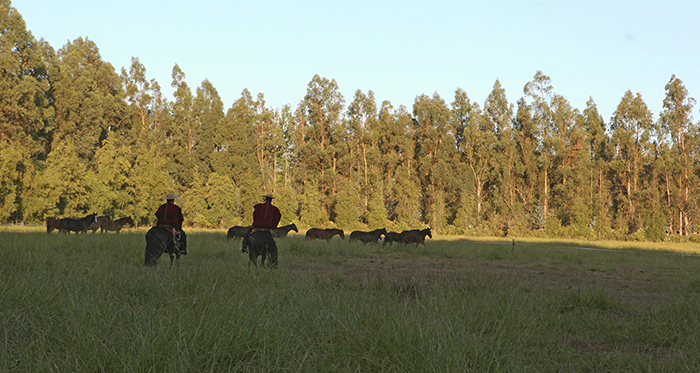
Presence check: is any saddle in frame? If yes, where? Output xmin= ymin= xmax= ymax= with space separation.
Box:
xmin=158 ymin=224 xmax=183 ymax=251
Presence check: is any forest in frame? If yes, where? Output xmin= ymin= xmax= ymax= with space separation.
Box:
xmin=1 ymin=1 xmax=698 ymax=240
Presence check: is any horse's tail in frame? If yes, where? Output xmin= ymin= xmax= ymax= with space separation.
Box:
xmin=145 ymin=228 xmax=167 ymax=266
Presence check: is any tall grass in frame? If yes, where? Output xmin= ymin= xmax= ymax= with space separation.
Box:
xmin=2 ymin=230 xmax=700 ymax=371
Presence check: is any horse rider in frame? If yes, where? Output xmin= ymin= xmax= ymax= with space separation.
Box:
xmin=155 ymin=192 xmax=187 ymax=252
xmin=252 ymin=193 xmax=281 ymax=231
xmin=241 ymin=193 xmax=281 ymax=252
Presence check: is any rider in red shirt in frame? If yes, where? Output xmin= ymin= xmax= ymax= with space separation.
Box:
xmin=155 ymin=192 xmax=187 ymax=253
xmin=155 ymin=193 xmax=184 ymax=229
xmin=252 ymin=194 xmax=281 ymax=229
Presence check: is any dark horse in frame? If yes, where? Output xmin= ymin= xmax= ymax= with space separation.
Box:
xmin=305 ymin=228 xmax=344 ymax=241
xmin=227 ymin=225 xmax=249 ymax=241
xmin=102 ymin=217 xmax=134 ymax=233
xmin=382 ymin=232 xmax=402 ymax=246
xmin=271 ymin=223 xmax=298 ymax=238
xmin=349 ymin=228 xmax=387 ymax=244
xmin=46 ymin=218 xmax=60 ymax=233
xmin=89 ymin=216 xmax=112 ymax=233
xmin=399 ymin=228 xmax=432 ymax=246
xmin=145 ymin=226 xmax=188 ymax=267
xmin=241 ymin=230 xmax=278 ymax=268
xmin=59 ymin=213 xmax=97 ymax=233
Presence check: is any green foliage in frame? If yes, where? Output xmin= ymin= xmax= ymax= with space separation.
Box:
xmin=334 ymin=178 xmax=360 ymax=231
xmin=2 ymin=4 xmax=700 ymax=243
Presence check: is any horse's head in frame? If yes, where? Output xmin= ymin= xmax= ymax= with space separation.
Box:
xmin=291 ymin=223 xmax=298 ymax=232
xmin=338 ymin=229 xmax=345 ymax=239
xmin=424 ymin=228 xmax=432 ymax=238
xmin=240 ymin=234 xmax=251 ymax=253
xmin=379 ymin=228 xmax=387 ymax=235
xmin=126 ymin=217 xmax=135 ymax=226
xmin=179 ymin=231 xmax=188 ymax=255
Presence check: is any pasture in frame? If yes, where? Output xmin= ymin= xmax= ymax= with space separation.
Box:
xmin=2 ymin=227 xmax=700 ymax=371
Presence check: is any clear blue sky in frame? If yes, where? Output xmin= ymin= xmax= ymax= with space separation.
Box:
xmin=13 ymin=0 xmax=700 ymax=122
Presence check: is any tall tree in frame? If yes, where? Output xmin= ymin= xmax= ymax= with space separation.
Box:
xmin=294 ymin=75 xmax=345 ymax=222
xmin=452 ymin=88 xmax=495 ymax=223
xmin=609 ymin=90 xmax=654 ymax=233
xmin=549 ymin=94 xmax=587 ymax=229
xmin=658 ymin=75 xmax=696 ymax=235
xmin=513 ymin=98 xmax=540 ymax=229
xmin=581 ymin=97 xmax=612 ymax=236
xmin=167 ymin=64 xmax=196 ymax=190
xmin=346 ymin=89 xmax=380 ymax=224
xmin=523 ymin=71 xmax=554 ymax=222
xmin=251 ymin=92 xmax=282 ymax=192
xmin=47 ymin=37 xmax=125 ymax=216
xmin=376 ymin=102 xmax=415 ymax=226
xmin=484 ymin=80 xmax=518 ymax=232
xmin=0 ymin=1 xmax=52 ymax=221
xmin=412 ymin=93 xmax=455 ymax=230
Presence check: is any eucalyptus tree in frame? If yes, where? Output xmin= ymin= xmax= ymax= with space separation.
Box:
xmin=192 ymin=79 xmax=223 ymax=175
xmin=167 ymin=64 xmax=196 ymax=190
xmin=294 ymin=75 xmax=345 ymax=223
xmin=251 ymin=92 xmax=282 ymax=193
xmin=47 ymin=37 xmax=126 ymax=216
xmin=376 ymin=102 xmax=419 ymax=227
xmin=180 ymin=79 xmax=225 ymax=227
xmin=212 ymin=88 xmax=261 ymax=222
xmin=0 ymin=1 xmax=51 ymax=155
xmin=513 ymin=98 xmax=539 ymax=229
xmin=658 ymin=75 xmax=697 ymax=235
xmin=548 ymin=94 xmax=588 ymax=229
xmin=483 ymin=80 xmax=518 ymax=231
xmin=452 ymin=88 xmax=495 ymax=223
xmin=345 ymin=89 xmax=381 ymax=225
xmin=609 ymin=90 xmax=655 ymax=233
xmin=120 ymin=58 xmax=172 ymax=225
xmin=523 ymin=71 xmax=554 ymax=222
xmin=412 ymin=93 xmax=455 ymax=230
xmin=581 ymin=97 xmax=613 ymax=234
xmin=0 ymin=1 xmax=52 ymax=222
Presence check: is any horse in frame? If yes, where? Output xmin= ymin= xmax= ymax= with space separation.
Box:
xmin=46 ymin=218 xmax=60 ymax=233
xmin=102 ymin=217 xmax=134 ymax=233
xmin=227 ymin=225 xmax=249 ymax=241
xmin=349 ymin=228 xmax=387 ymax=244
xmin=382 ymin=232 xmax=401 ymax=246
xmin=145 ymin=226 xmax=188 ymax=267
xmin=89 ymin=216 xmax=112 ymax=233
xmin=399 ymin=228 xmax=432 ymax=246
xmin=305 ymin=228 xmax=344 ymax=241
xmin=240 ymin=229 xmax=278 ymax=268
xmin=272 ymin=223 xmax=298 ymax=238
xmin=58 ymin=213 xmax=97 ymax=234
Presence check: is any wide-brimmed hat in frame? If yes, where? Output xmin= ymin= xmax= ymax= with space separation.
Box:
xmin=163 ymin=193 xmax=179 ymax=200
xmin=263 ymin=193 xmax=274 ymax=199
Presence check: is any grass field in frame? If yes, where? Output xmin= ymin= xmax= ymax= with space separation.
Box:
xmin=2 ymin=227 xmax=700 ymax=371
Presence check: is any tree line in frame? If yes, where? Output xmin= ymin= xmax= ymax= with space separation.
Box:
xmin=1 ymin=1 xmax=698 ymax=240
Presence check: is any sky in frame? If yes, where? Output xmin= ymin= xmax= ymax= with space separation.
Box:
xmin=12 ymin=0 xmax=700 ymax=122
